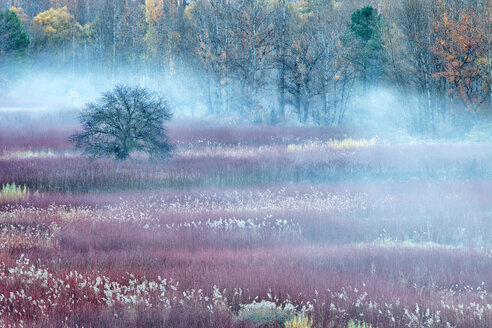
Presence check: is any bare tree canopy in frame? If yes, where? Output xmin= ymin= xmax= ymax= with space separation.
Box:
xmin=70 ymin=85 xmax=173 ymax=161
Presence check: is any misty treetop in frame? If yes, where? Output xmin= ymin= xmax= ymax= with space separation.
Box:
xmin=1 ymin=0 xmax=492 ymax=134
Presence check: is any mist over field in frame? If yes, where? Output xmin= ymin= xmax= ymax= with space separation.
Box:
xmin=1 ymin=0 xmax=492 ymax=327
xmin=2 ymin=0 xmax=491 ymax=135
xmin=0 ymin=72 xmax=440 ymax=146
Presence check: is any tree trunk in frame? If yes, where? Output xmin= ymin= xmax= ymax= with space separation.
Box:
xmin=72 ymin=27 xmax=75 ymax=78
xmin=278 ymin=0 xmax=286 ymax=118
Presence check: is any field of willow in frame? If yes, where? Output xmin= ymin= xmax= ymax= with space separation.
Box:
xmin=0 ymin=122 xmax=492 ymax=328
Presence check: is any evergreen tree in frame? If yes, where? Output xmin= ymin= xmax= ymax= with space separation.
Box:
xmin=346 ymin=5 xmax=383 ymax=92
xmin=0 ymin=9 xmax=30 ymax=62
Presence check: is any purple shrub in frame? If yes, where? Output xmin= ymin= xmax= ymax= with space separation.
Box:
xmin=1 ymin=123 xmax=492 ymax=327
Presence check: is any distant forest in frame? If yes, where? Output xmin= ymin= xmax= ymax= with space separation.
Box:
xmin=1 ymin=0 xmax=492 ymax=134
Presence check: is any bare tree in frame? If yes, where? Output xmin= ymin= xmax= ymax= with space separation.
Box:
xmin=272 ymin=0 xmax=291 ymax=119
xmin=70 ymin=85 xmax=173 ymax=162
xmin=228 ymin=0 xmax=275 ymax=113
xmin=284 ymin=12 xmax=325 ymax=123
xmin=394 ymin=0 xmax=437 ymax=133
xmin=315 ymin=2 xmax=355 ymax=125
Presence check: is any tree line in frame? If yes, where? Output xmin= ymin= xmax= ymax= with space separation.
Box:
xmin=1 ymin=0 xmax=492 ymax=134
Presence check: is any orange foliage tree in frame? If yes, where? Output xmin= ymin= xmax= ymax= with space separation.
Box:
xmin=431 ymin=0 xmax=489 ymax=117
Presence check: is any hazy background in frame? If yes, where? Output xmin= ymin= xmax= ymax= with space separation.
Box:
xmin=1 ymin=0 xmax=492 ymax=140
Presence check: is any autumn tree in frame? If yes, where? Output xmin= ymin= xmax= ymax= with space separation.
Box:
xmin=432 ymin=0 xmax=489 ymax=121
xmin=30 ymin=6 xmax=91 ymax=74
xmin=31 ymin=7 xmax=79 ymax=49
xmin=8 ymin=6 xmax=29 ymax=25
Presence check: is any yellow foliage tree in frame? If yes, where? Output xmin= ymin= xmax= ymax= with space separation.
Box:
xmin=145 ymin=0 xmax=158 ymax=57
xmin=31 ymin=6 xmax=82 ymax=49
xmin=9 ymin=6 xmax=29 ymax=25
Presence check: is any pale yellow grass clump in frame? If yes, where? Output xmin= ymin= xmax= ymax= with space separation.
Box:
xmin=348 ymin=320 xmax=373 ymax=328
xmin=326 ymin=137 xmax=380 ymax=149
xmin=287 ymin=137 xmax=380 ymax=152
xmin=284 ymin=315 xmax=313 ymax=328
xmin=0 ymin=183 xmax=28 ymax=201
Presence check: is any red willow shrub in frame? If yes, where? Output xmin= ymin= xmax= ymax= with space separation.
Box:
xmin=1 ymin=124 xmax=492 ymax=327
xmin=3 ymin=145 xmax=492 ymax=193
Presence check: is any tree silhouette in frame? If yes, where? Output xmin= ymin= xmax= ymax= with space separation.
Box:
xmin=70 ymin=85 xmax=173 ymax=161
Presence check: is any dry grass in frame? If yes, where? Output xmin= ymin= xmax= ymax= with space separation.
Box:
xmin=0 ymin=183 xmax=28 ymax=202
xmin=287 ymin=137 xmax=380 ymax=151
